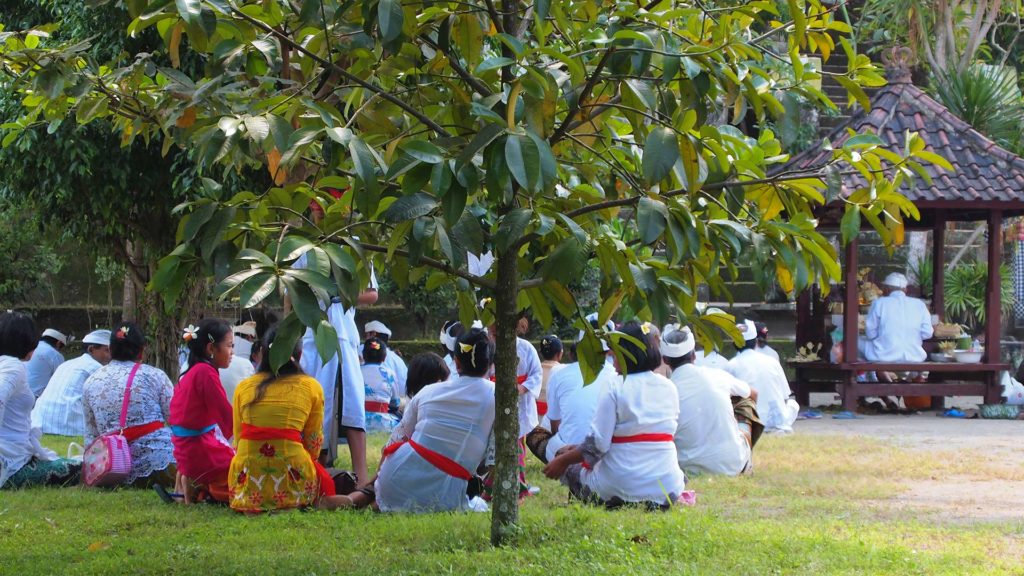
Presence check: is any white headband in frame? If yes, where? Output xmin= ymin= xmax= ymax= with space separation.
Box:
xmin=738 ymin=319 xmax=757 ymax=341
xmin=660 ymin=324 xmax=695 ymax=358
xmin=42 ymin=329 xmax=67 ymax=344
xmin=439 ymin=325 xmax=457 ymax=351
xmin=577 ymin=313 xmax=615 ymax=351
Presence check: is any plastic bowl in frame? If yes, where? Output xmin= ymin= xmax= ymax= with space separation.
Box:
xmin=929 ymin=353 xmax=952 ymax=362
xmin=953 ymin=350 xmax=983 ymax=364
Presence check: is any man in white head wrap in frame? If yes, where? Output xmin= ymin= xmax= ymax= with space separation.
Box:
xmin=726 ymin=319 xmax=799 ymax=433
xmin=31 ymin=330 xmax=110 ymax=435
xmin=364 ymin=320 xmax=408 ymax=397
xmin=24 ymin=328 xmax=67 ymax=397
xmin=661 ymin=324 xmax=762 ymax=475
xmin=862 ymin=272 xmax=934 ymax=363
xmin=525 ymin=313 xmax=619 ymax=464
xmin=219 ymin=322 xmax=258 ymax=405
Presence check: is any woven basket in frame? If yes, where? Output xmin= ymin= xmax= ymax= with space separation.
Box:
xmin=933 ymin=325 xmax=963 ymax=339
xmin=979 ymin=404 xmax=1021 ymax=419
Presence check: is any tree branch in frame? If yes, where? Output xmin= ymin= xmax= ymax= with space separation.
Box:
xmin=358 ymin=242 xmax=495 ymax=289
xmin=228 ymin=5 xmax=452 ymax=138
xmin=419 ymin=35 xmax=493 ymax=97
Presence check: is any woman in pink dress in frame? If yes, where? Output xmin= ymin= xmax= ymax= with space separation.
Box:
xmin=167 ymin=318 xmax=235 ymax=503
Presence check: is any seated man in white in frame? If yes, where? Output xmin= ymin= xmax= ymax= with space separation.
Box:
xmin=862 ymin=272 xmax=934 ymax=366
xmin=25 ymin=328 xmax=67 ymax=398
xmin=219 ymin=321 xmax=257 ymax=404
xmin=661 ymin=325 xmax=763 ymax=476
xmin=727 ymin=319 xmax=799 ymax=433
xmin=525 ymin=314 xmax=618 ymax=464
xmin=31 ymin=330 xmax=111 ymax=436
xmin=364 ymin=320 xmax=408 ymax=398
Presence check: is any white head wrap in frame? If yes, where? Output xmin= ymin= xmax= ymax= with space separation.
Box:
xmin=81 ymin=329 xmax=111 ymax=346
xmin=660 ymin=324 xmax=695 ymax=358
xmin=42 ymin=329 xmax=67 ymax=345
xmin=233 ymin=321 xmax=257 ymax=338
xmin=738 ymin=319 xmax=757 ymax=341
xmin=883 ymin=272 xmax=908 ymax=290
xmin=439 ymin=323 xmax=458 ymax=352
xmin=364 ymin=320 xmax=391 ymax=337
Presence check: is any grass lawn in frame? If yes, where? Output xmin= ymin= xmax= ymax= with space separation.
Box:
xmin=2 ymin=432 xmax=1022 ymax=575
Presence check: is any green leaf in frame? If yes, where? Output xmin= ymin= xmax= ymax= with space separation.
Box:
xmin=456 ymin=123 xmax=505 ymax=170
xmin=643 ymin=127 xmax=679 ymax=185
xmin=278 ymin=235 xmax=315 ymax=261
xmin=269 ymin=313 xmax=303 ymax=372
xmin=442 ymin=183 xmax=467 ymax=225
xmin=216 ymin=267 xmax=265 ymax=298
xmin=475 ymin=57 xmax=515 ymax=74
xmin=504 ymin=134 xmax=541 ymax=193
xmin=637 ymin=197 xmax=668 ymax=245
xmin=281 ymin=276 xmax=323 ymax=328
xmin=495 ymin=208 xmax=532 ymax=253
xmin=315 ymin=319 xmax=340 ymax=363
xmin=175 ymin=0 xmax=202 ymax=24
xmin=349 ymin=136 xmax=380 ymax=215
xmin=378 ymin=0 xmax=404 ymax=43
xmin=182 ymin=202 xmax=216 ymax=243
xmin=323 ymin=243 xmax=357 ymax=277
xmin=840 ymin=204 xmax=861 ymax=245
xmin=283 ymin=267 xmax=338 ymax=296
xmin=241 ymin=273 xmax=278 ymax=308
xmin=399 ymin=140 xmax=444 ymax=164
xmin=383 ymin=192 xmax=438 ymax=223
xmin=843 ymin=134 xmax=882 ymax=149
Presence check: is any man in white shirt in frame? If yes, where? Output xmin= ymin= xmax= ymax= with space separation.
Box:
xmin=31 ymin=329 xmax=110 ymax=435
xmin=661 ymin=325 xmax=762 ymax=476
xmin=364 ymin=320 xmax=408 ymax=397
xmin=694 ymin=308 xmax=732 ymax=370
xmin=219 ymin=321 xmax=257 ymax=404
xmin=863 ymin=272 xmax=934 ymax=363
xmin=526 ymin=315 xmax=617 ymax=463
xmin=24 ymin=328 xmax=66 ymax=398
xmin=727 ymin=319 xmax=799 ymax=433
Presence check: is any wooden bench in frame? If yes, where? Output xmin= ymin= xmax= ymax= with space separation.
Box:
xmin=792 ymin=361 xmax=1009 ymax=410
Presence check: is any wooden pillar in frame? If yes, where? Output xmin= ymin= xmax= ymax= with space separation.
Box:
xmin=985 ymin=211 xmax=1003 ymax=365
xmin=842 ymin=236 xmax=859 ymax=366
xmin=932 ymin=211 xmax=946 ymax=319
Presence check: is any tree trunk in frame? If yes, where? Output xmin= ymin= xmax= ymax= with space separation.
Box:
xmin=490 ymin=251 xmax=521 ymax=546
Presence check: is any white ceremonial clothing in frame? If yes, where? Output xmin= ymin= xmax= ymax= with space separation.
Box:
xmin=375 ymin=375 xmax=495 ymax=512
xmin=219 ymin=356 xmax=255 ymax=406
xmin=296 ymin=253 xmax=367 ymax=436
xmin=670 ymin=364 xmax=750 ymax=476
xmin=383 ymin=350 xmax=408 ymax=398
xmin=443 ymin=353 xmax=457 ymax=377
xmin=30 ymin=353 xmax=102 ymax=436
xmin=544 ymin=358 xmax=616 ymax=462
xmin=727 ymin=349 xmax=798 ymax=433
xmin=863 ymin=290 xmax=933 ymax=362
xmin=695 ymin=349 xmax=730 ymax=370
xmin=756 ymin=344 xmax=781 ymax=362
xmin=25 ymin=341 xmax=64 ymax=398
xmin=579 ymin=370 xmax=686 ymax=503
xmin=1 ymin=356 xmax=58 ymax=487
xmin=514 ymin=337 xmax=542 ymax=437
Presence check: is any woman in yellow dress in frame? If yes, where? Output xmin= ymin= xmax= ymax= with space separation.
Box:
xmin=228 ymin=325 xmax=348 ymax=512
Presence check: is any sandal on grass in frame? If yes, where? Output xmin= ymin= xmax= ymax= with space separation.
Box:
xmin=153 ymin=483 xmax=183 ymax=504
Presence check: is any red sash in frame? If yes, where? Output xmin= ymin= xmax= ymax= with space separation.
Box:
xmin=365 ymin=401 xmax=391 ymax=413
xmin=381 ymin=439 xmax=471 ymax=480
xmin=611 ymin=433 xmax=674 ymax=443
xmin=489 ymin=374 xmax=529 ymax=385
xmin=122 ymin=420 xmax=165 ymax=442
xmin=239 ymin=424 xmax=336 ymax=497
xmin=536 ymin=401 xmax=548 ymax=416
xmin=582 ymin=434 xmax=674 ymax=470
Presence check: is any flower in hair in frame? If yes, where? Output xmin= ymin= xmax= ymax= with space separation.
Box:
xmin=459 ymin=342 xmax=474 ymax=353
xmin=183 ymin=324 xmax=198 ymax=342
xmin=641 ymin=322 xmax=651 ymax=335
xmin=116 ymin=326 xmax=130 ymax=339
xmin=369 ymin=341 xmax=381 ymax=350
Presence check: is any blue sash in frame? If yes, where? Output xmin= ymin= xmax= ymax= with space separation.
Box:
xmin=170 ymin=424 xmax=216 ymax=437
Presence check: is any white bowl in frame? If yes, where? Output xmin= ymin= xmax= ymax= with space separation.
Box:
xmin=929 ymin=353 xmax=952 ymax=362
xmin=953 ymin=350 xmax=983 ymax=364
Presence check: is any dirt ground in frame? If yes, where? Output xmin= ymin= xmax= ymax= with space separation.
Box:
xmin=798 ymin=412 xmax=1024 ymax=523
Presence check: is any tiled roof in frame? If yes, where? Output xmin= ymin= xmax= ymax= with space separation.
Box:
xmin=784 ymin=78 xmax=1024 ymax=210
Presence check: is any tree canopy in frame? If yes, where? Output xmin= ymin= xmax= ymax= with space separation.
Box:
xmin=0 ymin=0 xmax=943 ymax=543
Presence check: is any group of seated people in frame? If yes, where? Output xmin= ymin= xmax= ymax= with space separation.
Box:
xmin=0 ymin=306 xmax=800 ymax=513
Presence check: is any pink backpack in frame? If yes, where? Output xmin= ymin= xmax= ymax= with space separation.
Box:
xmin=82 ymin=363 xmax=142 ymax=488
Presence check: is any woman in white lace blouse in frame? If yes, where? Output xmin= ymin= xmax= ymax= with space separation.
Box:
xmin=82 ymin=321 xmax=176 ymax=486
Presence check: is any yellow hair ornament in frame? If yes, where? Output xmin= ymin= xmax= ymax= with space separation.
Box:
xmin=459 ymin=342 xmax=474 ymax=353
xmin=641 ymin=322 xmax=651 ymax=335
